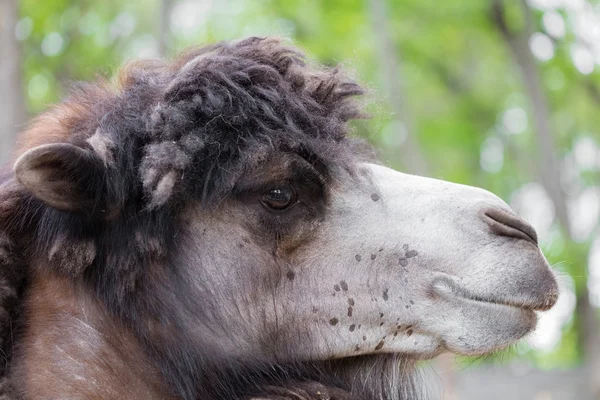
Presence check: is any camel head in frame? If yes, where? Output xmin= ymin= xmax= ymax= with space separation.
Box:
xmin=9 ymin=37 xmax=558 ymax=399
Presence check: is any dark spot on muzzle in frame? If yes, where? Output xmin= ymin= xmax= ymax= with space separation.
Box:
xmin=286 ymin=270 xmax=295 ymax=281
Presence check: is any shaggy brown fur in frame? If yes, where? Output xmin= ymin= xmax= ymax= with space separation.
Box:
xmin=0 ymin=37 xmax=423 ymax=399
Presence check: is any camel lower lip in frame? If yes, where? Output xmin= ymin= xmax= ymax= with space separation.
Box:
xmin=432 ymin=277 xmax=548 ymax=311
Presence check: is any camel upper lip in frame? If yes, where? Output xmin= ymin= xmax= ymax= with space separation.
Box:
xmin=432 ymin=277 xmax=556 ymax=312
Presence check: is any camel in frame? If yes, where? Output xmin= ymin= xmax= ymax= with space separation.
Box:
xmin=0 ymin=37 xmax=557 ymax=399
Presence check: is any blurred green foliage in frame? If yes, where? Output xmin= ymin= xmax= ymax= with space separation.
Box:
xmin=15 ymin=0 xmax=600 ymax=370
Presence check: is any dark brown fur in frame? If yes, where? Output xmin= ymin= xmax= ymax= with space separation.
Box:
xmin=10 ymin=272 xmax=176 ymax=399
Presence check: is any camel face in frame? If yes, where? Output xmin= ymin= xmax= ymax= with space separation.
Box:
xmin=172 ymin=160 xmax=558 ymax=362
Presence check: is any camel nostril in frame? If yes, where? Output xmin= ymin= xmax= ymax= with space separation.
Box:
xmin=481 ymin=207 xmax=538 ymax=245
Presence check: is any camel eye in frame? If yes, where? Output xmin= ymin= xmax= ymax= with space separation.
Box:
xmin=261 ymin=186 xmax=297 ymax=210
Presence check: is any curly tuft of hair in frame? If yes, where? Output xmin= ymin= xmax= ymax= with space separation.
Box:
xmin=135 ymin=37 xmax=366 ymax=208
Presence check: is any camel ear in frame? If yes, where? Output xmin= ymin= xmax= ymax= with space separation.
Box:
xmin=14 ymin=143 xmax=107 ymax=213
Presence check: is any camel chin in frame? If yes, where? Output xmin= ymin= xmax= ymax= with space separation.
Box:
xmin=429 ymin=283 xmax=538 ymax=356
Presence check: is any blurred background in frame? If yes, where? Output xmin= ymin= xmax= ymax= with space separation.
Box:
xmin=0 ymin=0 xmax=599 ymax=398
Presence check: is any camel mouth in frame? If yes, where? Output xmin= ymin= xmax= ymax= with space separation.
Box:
xmin=432 ymin=276 xmax=557 ymax=312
